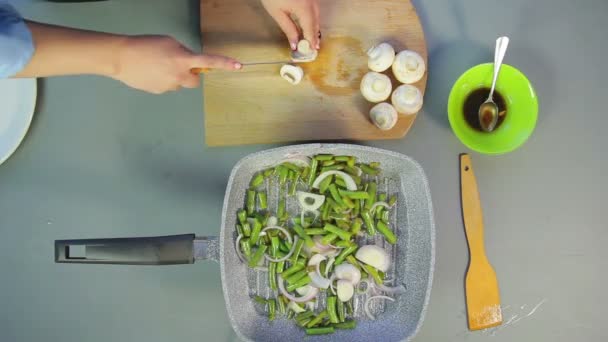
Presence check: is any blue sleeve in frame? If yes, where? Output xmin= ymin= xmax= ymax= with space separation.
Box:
xmin=0 ymin=3 xmax=34 ymax=78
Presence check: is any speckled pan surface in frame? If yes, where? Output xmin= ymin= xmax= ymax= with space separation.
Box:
xmin=219 ymin=144 xmax=435 ymax=342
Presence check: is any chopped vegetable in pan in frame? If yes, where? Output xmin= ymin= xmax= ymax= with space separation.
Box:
xmin=234 ymin=154 xmax=403 ymax=335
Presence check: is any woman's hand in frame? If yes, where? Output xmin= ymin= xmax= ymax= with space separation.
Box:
xmin=261 ymin=0 xmax=320 ymax=50
xmin=113 ymin=35 xmax=241 ymax=94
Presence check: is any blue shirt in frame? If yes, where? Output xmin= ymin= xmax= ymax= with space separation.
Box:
xmin=0 ymin=3 xmax=34 ymax=78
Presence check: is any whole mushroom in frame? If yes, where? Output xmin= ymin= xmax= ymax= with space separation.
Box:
xmin=392 ymin=50 xmax=426 ymax=84
xmin=367 ymin=42 xmax=395 ymax=72
xmin=391 ymin=84 xmax=423 ymax=115
xmin=291 ymin=39 xmax=318 ymax=62
xmin=369 ymin=102 xmax=398 ymax=130
xmin=360 ymin=72 xmax=392 ymax=103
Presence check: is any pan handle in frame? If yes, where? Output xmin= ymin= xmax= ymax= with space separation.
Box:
xmin=55 ymin=234 xmax=196 ymax=265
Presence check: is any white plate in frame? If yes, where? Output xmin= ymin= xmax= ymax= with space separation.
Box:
xmin=0 ymin=78 xmax=37 ymax=166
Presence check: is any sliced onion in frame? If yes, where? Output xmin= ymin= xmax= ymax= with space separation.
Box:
xmin=296 ymin=285 xmax=313 ymax=296
xmin=312 ymin=171 xmax=357 ymax=191
xmin=373 ymin=283 xmax=406 ymax=294
xmin=308 ymin=254 xmax=331 ymax=288
xmin=261 ymin=226 xmax=293 ymax=244
xmin=297 ymin=191 xmax=326 ymax=211
xmin=365 ymin=295 xmax=395 ymax=320
xmin=254 ymin=267 xmax=268 ymax=272
xmin=278 ymin=275 xmax=319 ymax=303
xmin=355 ymin=245 xmax=391 ymax=273
xmin=329 ymin=274 xmax=338 ymax=295
xmin=322 ymin=249 xmax=341 ymax=258
xmin=356 ymin=279 xmax=372 ymax=295
xmin=333 ymin=263 xmax=362 ymax=285
xmin=267 ymin=216 xmax=278 ymax=227
xmin=265 ymin=236 xmax=299 ymax=262
xmin=235 ymin=235 xmax=247 ymax=263
xmin=369 ymin=201 xmax=391 ymax=214
xmin=300 ymin=209 xmax=319 ymax=228
xmin=278 ymin=156 xmax=311 ymax=168
xmin=337 ymin=280 xmax=355 ymax=302
xmin=306 ymin=301 xmax=316 ymax=311
xmin=288 ymin=301 xmax=306 ymax=313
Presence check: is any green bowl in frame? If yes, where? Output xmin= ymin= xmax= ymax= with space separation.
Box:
xmin=447 ymin=63 xmax=538 ymax=155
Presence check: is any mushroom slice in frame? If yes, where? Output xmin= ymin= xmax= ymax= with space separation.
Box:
xmin=392 ymin=50 xmax=426 ymax=84
xmin=367 ymin=42 xmax=395 ymax=72
xmin=280 ymin=64 xmax=304 ymax=85
xmin=369 ymin=102 xmax=398 ymax=130
xmin=391 ymin=84 xmax=423 ymax=115
xmin=360 ymin=72 xmax=392 ymax=103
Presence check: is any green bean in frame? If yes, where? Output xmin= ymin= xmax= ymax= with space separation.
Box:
xmin=277 ymin=295 xmax=287 ymax=315
xmin=257 ymin=191 xmax=268 ymax=210
xmin=292 ymin=224 xmax=314 ymax=247
xmin=249 ymin=218 xmax=263 ymax=245
xmin=286 ymin=269 xmax=308 ymax=285
xmin=322 ymin=200 xmax=331 ymax=221
xmin=268 ymin=299 xmax=276 ymax=321
xmin=321 ymin=233 xmax=338 ymax=245
xmin=281 ymin=263 xmax=305 ymax=278
xmin=307 ymin=158 xmax=319 ymax=187
xmin=347 ymin=157 xmax=356 ymax=167
xmin=263 ymin=168 xmax=274 ymax=178
xmin=288 ymin=174 xmax=299 ymax=196
xmin=236 ymin=224 xmax=244 ymax=236
xmin=237 ymin=209 xmax=247 ymax=225
xmin=339 ymin=189 xmax=370 ymax=200
xmin=334 ymin=240 xmax=352 ymax=248
xmin=268 ymin=262 xmax=278 ymax=291
xmin=360 ymin=163 xmax=381 ymax=176
xmin=342 ymin=195 xmax=356 ymax=209
xmin=362 ymin=264 xmax=383 ymax=284
xmin=346 ymin=299 xmax=354 ymax=316
xmin=382 ymin=210 xmax=390 ymax=223
xmin=336 ymin=221 xmax=351 ymax=231
xmin=345 ymin=255 xmax=362 ymax=271
xmin=337 ymin=298 xmax=346 ymax=323
xmin=315 ymin=154 xmax=334 ymax=161
xmin=321 ymin=165 xmax=344 ymax=172
xmin=389 ymin=194 xmax=397 ymax=206
xmin=334 ymin=320 xmax=356 ymax=329
xmin=246 ymin=189 xmax=256 ymax=214
xmin=305 ymin=228 xmax=326 ymax=235
xmin=326 ymin=198 xmax=344 ymax=214
xmin=276 ymin=260 xmax=286 ymax=273
xmin=326 ymin=296 xmax=339 ymax=324
xmin=350 ymin=218 xmax=363 ymax=236
xmin=290 ymin=238 xmax=305 ymax=264
xmin=319 ymin=175 xmax=333 ymax=194
xmin=343 ymin=165 xmax=360 ymax=177
xmin=279 ymin=241 xmax=291 ymax=254
xmin=253 ymin=295 xmax=267 ymax=305
xmin=353 ymin=199 xmax=360 ymax=217
xmin=321 ymin=159 xmax=336 ymax=166
xmin=277 ymin=195 xmax=286 ymax=220
xmin=296 ymin=310 xmax=315 ymax=322
xmin=335 ymin=245 xmax=357 ymax=265
xmin=328 ymin=184 xmax=346 ymax=207
xmin=334 ymin=177 xmax=347 ymax=189
xmin=330 ymin=212 xmax=351 ymax=221
xmin=365 ymin=182 xmax=377 ymax=209
xmin=250 ymin=173 xmax=265 ymax=188
xmin=301 ymin=166 xmax=310 ymax=180
xmin=239 ymin=238 xmax=252 ymax=258
xmin=323 ymin=224 xmax=352 ymax=241
xmin=298 ymin=318 xmax=312 ymax=327
xmin=306 ymin=310 xmax=328 ymax=328
xmin=269 ymin=236 xmax=280 ymax=257
xmin=306 ymin=327 xmax=335 ymax=335
xmin=377 ymin=221 xmax=397 ymax=244
xmin=370 ymin=162 xmax=381 ymax=169
xmin=282 ymin=162 xmax=302 ymax=173
xmin=278 ymin=166 xmax=289 ymax=185
xmin=287 ymin=274 xmax=311 ymax=292
xmin=248 ymin=244 xmax=267 ymax=268
xmin=287 ymin=310 xmax=295 ymax=320
xmin=362 ymin=210 xmax=376 ymax=236
xmin=334 ymin=156 xmax=350 ymax=162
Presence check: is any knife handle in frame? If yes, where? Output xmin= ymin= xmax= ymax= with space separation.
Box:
xmin=460 ymin=154 xmax=487 ymax=263
xmin=191 ymin=67 xmax=210 ymax=74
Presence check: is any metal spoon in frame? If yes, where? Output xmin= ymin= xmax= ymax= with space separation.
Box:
xmin=479 ymin=36 xmax=510 ymax=132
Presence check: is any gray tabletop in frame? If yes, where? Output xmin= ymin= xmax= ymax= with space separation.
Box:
xmin=2 ymin=0 xmax=606 ymax=341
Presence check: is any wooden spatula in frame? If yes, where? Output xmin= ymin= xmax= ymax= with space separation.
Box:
xmin=460 ymin=154 xmax=503 ymax=330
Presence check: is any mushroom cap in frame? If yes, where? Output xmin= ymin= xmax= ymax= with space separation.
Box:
xmin=369 ymin=102 xmax=398 ymax=130
xmin=392 ymin=84 xmax=423 ymax=115
xmin=360 ymin=72 xmax=392 ymax=103
xmin=367 ymin=42 xmax=395 ymax=72
xmin=291 ymin=39 xmax=318 ymax=62
xmin=280 ymin=64 xmax=304 ymax=85
xmin=392 ymin=50 xmax=426 ymax=84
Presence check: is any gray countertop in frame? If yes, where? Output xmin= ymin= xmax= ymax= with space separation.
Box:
xmin=2 ymin=0 xmax=606 ymax=341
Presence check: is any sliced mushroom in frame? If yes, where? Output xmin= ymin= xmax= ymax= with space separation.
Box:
xmin=369 ymin=102 xmax=398 ymax=130
xmin=367 ymin=42 xmax=395 ymax=72
xmin=392 ymin=50 xmax=426 ymax=84
xmin=391 ymin=84 xmax=423 ymax=115
xmin=360 ymin=72 xmax=392 ymax=103
xmin=280 ymin=64 xmax=304 ymax=85
xmin=291 ymin=39 xmax=318 ymax=62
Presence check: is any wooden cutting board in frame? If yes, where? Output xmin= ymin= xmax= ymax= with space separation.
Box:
xmin=200 ymin=0 xmax=427 ymax=146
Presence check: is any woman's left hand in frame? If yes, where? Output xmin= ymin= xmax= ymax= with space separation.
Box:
xmin=261 ymin=0 xmax=320 ymax=50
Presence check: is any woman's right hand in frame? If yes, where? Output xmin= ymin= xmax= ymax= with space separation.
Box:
xmin=113 ymin=35 xmax=241 ymax=94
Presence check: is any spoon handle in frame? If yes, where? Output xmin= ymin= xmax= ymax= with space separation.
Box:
xmin=488 ymin=36 xmax=510 ymax=100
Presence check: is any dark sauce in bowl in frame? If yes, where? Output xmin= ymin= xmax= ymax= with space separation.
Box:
xmin=463 ymin=88 xmax=507 ymax=131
